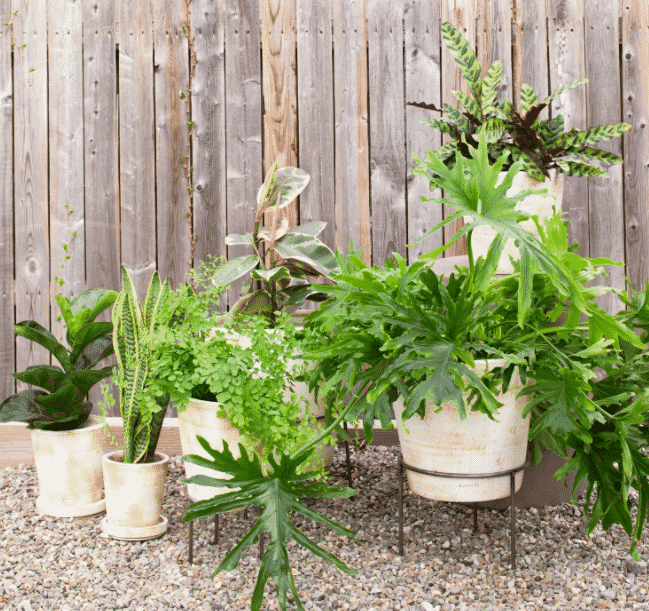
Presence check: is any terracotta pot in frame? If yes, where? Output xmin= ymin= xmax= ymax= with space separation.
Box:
xmin=465 ymin=169 xmax=565 ymax=275
xmin=394 ymin=360 xmax=532 ymax=503
xmin=30 ymin=413 xmax=105 ymax=517
xmin=101 ymin=451 xmax=169 ymax=540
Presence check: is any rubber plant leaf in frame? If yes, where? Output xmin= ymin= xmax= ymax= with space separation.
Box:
xmin=212 ymin=255 xmax=260 ymax=289
xmin=224 ymin=232 xmax=255 ymax=246
xmin=263 ymin=167 xmax=310 ymax=214
xmin=285 ymin=221 xmax=327 ymax=238
xmin=13 ymin=320 xmax=73 ymax=373
xmin=274 ymin=233 xmax=339 ymax=278
xmin=182 ymin=438 xmax=357 ymax=611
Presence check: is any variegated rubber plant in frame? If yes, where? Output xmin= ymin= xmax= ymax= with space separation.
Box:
xmin=107 ymin=266 xmax=179 ymax=463
xmin=212 ymin=163 xmax=339 ymax=325
xmin=409 ymin=22 xmax=630 ymax=180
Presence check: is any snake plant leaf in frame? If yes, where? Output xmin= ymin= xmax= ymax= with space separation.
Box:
xmin=264 ymin=167 xmax=310 ymax=214
xmin=182 ymin=438 xmax=357 ymax=611
xmin=13 ymin=365 xmax=66 ymax=392
xmin=212 ymin=255 xmax=260 ymax=289
xmin=441 ymin=22 xmax=482 ymax=103
xmin=274 ymin=233 xmax=339 ymax=278
xmin=14 ymin=321 xmax=73 ymax=373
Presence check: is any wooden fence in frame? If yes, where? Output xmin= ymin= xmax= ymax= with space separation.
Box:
xmin=0 ymin=0 xmax=647 ymax=417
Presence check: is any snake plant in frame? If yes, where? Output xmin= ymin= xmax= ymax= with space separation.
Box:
xmin=111 ymin=266 xmax=176 ymax=463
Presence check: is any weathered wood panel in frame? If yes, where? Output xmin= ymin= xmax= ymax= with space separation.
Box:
xmin=404 ymin=0 xmax=443 ymax=262
xmin=623 ymin=0 xmax=649 ymax=290
xmin=477 ymin=0 xmax=512 ymax=103
xmin=547 ymin=0 xmax=589 ymax=258
xmin=368 ymin=0 xmax=407 ymax=265
xmin=13 ymin=0 xmax=50 ymax=382
xmin=118 ymin=0 xmax=156 ymax=299
xmin=224 ymin=0 xmax=262 ymax=309
xmin=585 ymin=0 xmax=625 ymax=313
xmin=0 ymin=0 xmax=14 ymax=400
xmin=153 ymin=0 xmax=191 ymax=289
xmin=296 ymin=0 xmax=334 ymax=248
xmin=332 ymin=0 xmax=370 ymax=264
xmin=261 ymin=0 xmax=298 ymax=229
xmin=48 ymin=0 xmax=85 ymax=344
xmin=440 ymin=0 xmax=476 ymax=256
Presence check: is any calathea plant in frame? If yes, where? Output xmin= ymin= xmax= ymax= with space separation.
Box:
xmin=212 ymin=163 xmax=338 ymax=325
xmin=408 ymin=22 xmax=630 ymax=180
xmin=301 ymin=130 xmax=649 ymax=560
xmin=100 ymin=266 xmax=179 ymax=463
xmin=0 ymin=289 xmax=117 ymax=430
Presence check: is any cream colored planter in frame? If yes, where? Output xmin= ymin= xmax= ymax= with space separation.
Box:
xmin=178 ymin=398 xmax=246 ymax=502
xmin=394 ymin=359 xmax=531 ymax=503
xmin=465 ymin=169 xmax=564 ymax=275
xmin=101 ymin=452 xmax=169 ymax=540
xmin=30 ymin=414 xmax=106 ymax=517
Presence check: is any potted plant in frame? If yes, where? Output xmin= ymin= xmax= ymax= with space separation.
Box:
xmin=0 ymin=288 xmax=117 ymax=517
xmin=409 ymin=22 xmax=630 ymax=273
xmin=99 ymin=266 xmax=178 ymax=540
xmin=144 ymin=261 xmax=335 ymax=501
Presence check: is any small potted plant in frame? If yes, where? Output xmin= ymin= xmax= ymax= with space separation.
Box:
xmin=409 ymin=22 xmax=630 ymax=273
xmin=0 ymin=289 xmax=117 ymax=517
xmin=99 ymin=266 xmax=178 ymax=540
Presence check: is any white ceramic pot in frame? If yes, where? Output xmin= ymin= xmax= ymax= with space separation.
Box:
xmin=465 ymin=169 xmax=565 ymax=275
xmin=30 ymin=414 xmax=106 ymax=517
xmin=394 ymin=359 xmax=532 ymax=503
xmin=101 ymin=451 xmax=169 ymax=540
xmin=178 ymin=397 xmax=246 ymax=502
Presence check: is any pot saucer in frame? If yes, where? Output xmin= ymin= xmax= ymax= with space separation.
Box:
xmin=101 ymin=515 xmax=168 ymax=540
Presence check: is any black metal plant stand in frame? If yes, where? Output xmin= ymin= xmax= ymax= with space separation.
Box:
xmin=398 ymin=453 xmax=528 ymax=570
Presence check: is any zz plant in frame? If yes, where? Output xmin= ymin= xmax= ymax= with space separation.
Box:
xmin=0 ymin=289 xmax=117 ymax=430
xmin=212 ymin=163 xmax=338 ymax=325
xmin=409 ymin=22 xmax=630 ymax=180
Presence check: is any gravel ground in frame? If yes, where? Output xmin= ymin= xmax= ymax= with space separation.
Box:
xmin=1 ymin=445 xmax=648 ymax=611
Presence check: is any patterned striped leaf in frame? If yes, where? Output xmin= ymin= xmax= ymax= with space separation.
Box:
xmin=482 ymin=61 xmax=503 ymax=114
xmin=554 ymin=159 xmax=609 ymax=177
xmin=441 ymin=22 xmax=482 ymax=103
xmin=563 ymin=147 xmax=623 ymax=165
xmin=544 ymin=77 xmax=588 ymax=105
xmin=520 ymin=84 xmax=540 ymax=114
xmin=441 ymin=103 xmax=471 ymax=132
xmin=509 ymin=149 xmax=547 ymax=181
xmin=422 ymin=119 xmax=456 ymax=137
xmin=452 ymin=90 xmax=481 ymax=119
xmin=539 ymin=116 xmax=565 ymax=147
xmin=555 ymin=123 xmax=631 ymax=150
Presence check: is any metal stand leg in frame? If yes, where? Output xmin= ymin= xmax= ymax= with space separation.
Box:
xmin=510 ymin=472 xmax=517 ymax=571
xmin=213 ymin=515 xmax=219 ymax=545
xmin=343 ymin=422 xmax=353 ymax=489
xmin=472 ymin=503 xmax=478 ymax=534
xmin=244 ymin=508 xmax=249 ymax=520
xmin=398 ymin=455 xmax=404 ymax=556
xmin=188 ymin=519 xmax=194 ymax=565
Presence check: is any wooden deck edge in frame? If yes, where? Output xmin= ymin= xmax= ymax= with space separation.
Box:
xmin=0 ymin=418 xmax=398 ymax=469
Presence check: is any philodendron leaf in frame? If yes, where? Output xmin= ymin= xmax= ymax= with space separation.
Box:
xmin=14 ymin=321 xmax=73 ymax=372
xmin=182 ymin=438 xmax=357 ymax=611
xmin=274 ymin=233 xmax=339 ymax=278
xmin=59 ymin=289 xmax=119 ymax=341
xmin=212 ymin=255 xmax=260 ymax=289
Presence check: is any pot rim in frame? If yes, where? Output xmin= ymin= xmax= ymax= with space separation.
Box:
xmin=103 ymin=451 xmax=169 ymax=466
xmin=29 ymin=413 xmax=103 ymax=435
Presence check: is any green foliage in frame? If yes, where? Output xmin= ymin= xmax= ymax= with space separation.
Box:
xmin=212 ymin=163 xmax=339 ymax=326
xmin=110 ymin=267 xmax=179 ymax=463
xmin=408 ymin=22 xmax=630 ymax=180
xmin=182 ymin=437 xmax=357 ymax=611
xmin=0 ymin=289 xmax=117 ymax=430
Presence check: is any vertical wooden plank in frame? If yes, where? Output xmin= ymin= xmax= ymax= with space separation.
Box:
xmin=368 ymin=0 xmax=406 ymax=265
xmin=0 ymin=0 xmax=14 ymax=399
xmin=152 ymin=0 xmax=191 ymax=289
xmin=404 ymin=0 xmax=442 ymax=262
xmin=261 ymin=0 xmax=298 ymax=228
xmin=84 ymin=0 xmax=120 ymax=415
xmin=623 ymin=0 xmax=649 ymax=290
xmin=512 ymin=0 xmax=549 ymax=118
xmin=48 ymin=0 xmax=85 ymax=344
xmin=547 ymin=0 xmax=589 ymax=257
xmin=332 ymin=0 xmax=370 ymax=263
xmin=13 ymin=0 xmax=50 ymax=381
xmin=296 ymin=0 xmax=334 ymax=248
xmin=585 ymin=0 xmax=624 ymax=313
xmin=119 ymin=0 xmax=156 ymax=299
xmin=477 ymin=0 xmax=512 ymax=103
xmin=224 ymin=0 xmax=262 ymax=307
xmin=440 ymin=0 xmax=477 ymax=256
